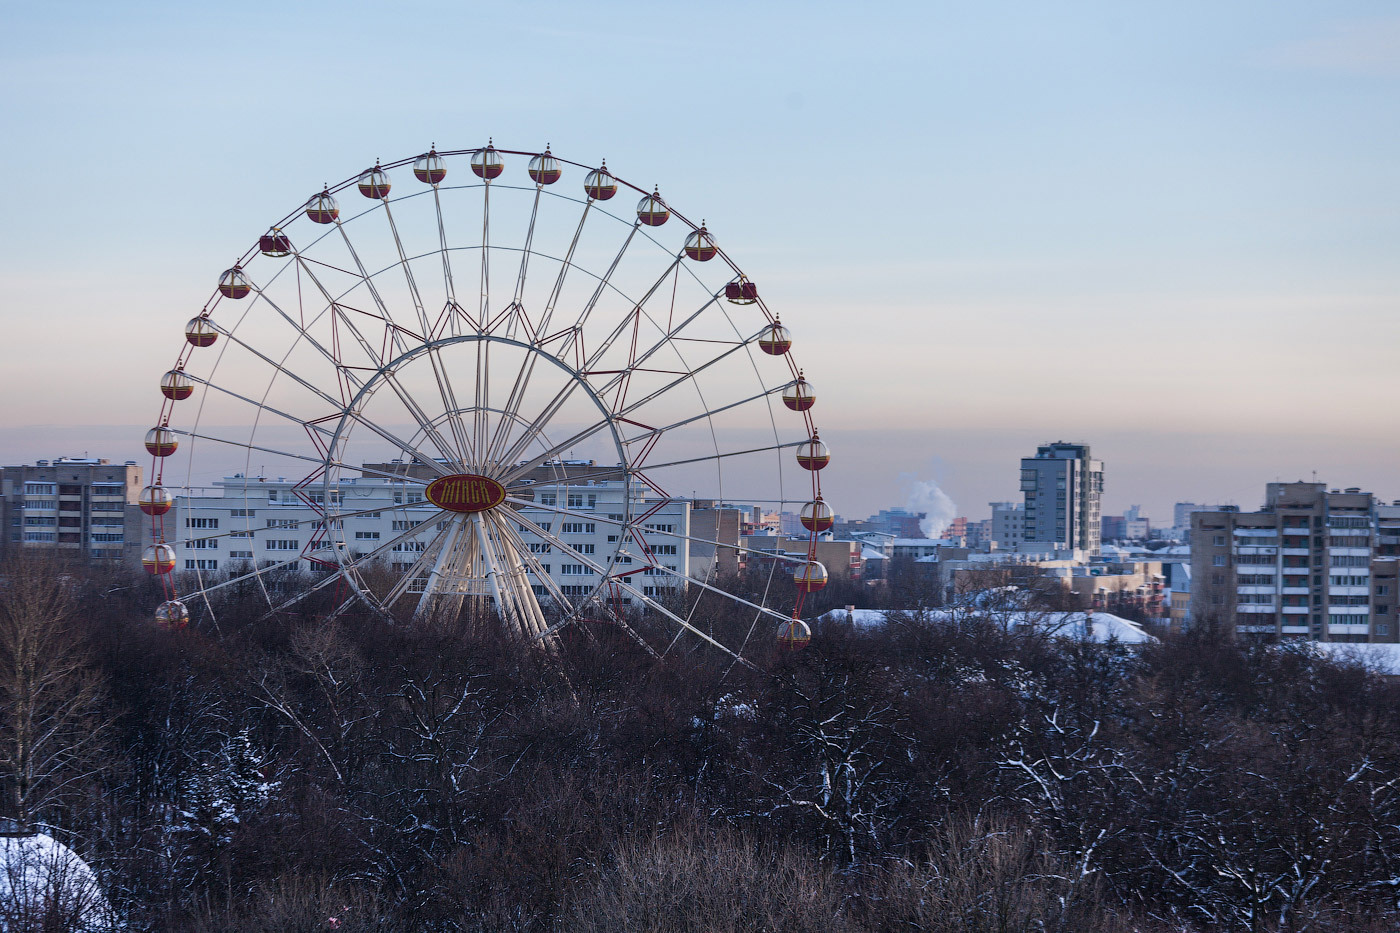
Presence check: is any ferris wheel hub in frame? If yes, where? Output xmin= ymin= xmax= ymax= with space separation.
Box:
xmin=425 ymin=474 xmax=507 ymax=513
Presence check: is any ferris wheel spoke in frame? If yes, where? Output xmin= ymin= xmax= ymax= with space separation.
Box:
xmin=292 ymin=255 xmax=458 ymax=464
xmin=185 ymin=374 xmax=335 ymax=441
xmin=641 ymin=563 xmax=790 ymax=625
xmin=340 ymin=507 xmax=449 ymax=567
xmin=482 ymin=189 xmax=549 ymax=464
xmin=495 ymin=411 xmax=619 ymax=486
xmin=167 ymin=428 xmax=434 ymax=486
xmin=481 ymin=194 xmax=596 ymax=462
xmin=587 ymin=292 xmax=722 ymax=399
xmin=203 ymin=320 xmax=358 ymax=415
xmin=473 ymin=338 xmax=490 ymax=471
xmin=204 ymin=344 xmax=451 ymax=476
xmin=293 ymin=257 xmax=392 ymax=371
xmin=244 ymin=287 xmax=366 ymax=395
xmin=493 ymin=372 xmax=590 ymax=471
xmin=376 ymin=202 xmax=478 ymax=465
xmin=620 ymin=385 xmax=783 ymax=445
xmin=564 ymin=225 xmax=642 ymax=345
xmin=479 ymin=178 xmax=492 ymax=328
xmin=468 ymin=514 xmax=507 ymax=627
xmin=431 ymin=187 xmax=460 ymax=324
xmin=613 ymin=338 xmax=756 ymax=420
xmin=183 ymin=553 xmax=312 ymax=599
xmin=509 ymin=510 xmax=752 ymax=667
xmin=255 ymin=563 xmax=347 ymax=619
xmin=533 ymin=199 xmax=592 ymax=341
xmin=377 ymin=370 xmax=468 ymax=468
xmin=381 ymin=201 xmax=434 ymax=336
xmin=335 ymin=223 xmax=411 ymax=358
xmin=507 ymin=186 xmax=544 ymax=340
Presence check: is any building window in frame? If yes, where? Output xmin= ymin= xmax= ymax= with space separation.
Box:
xmin=184 ymin=559 xmax=218 ymax=570
xmin=1213 ymin=535 xmax=1225 ymax=546
xmin=230 ymin=508 xmax=256 ymax=517
xmin=187 ymin=517 xmax=219 ymax=529
xmin=354 ymin=531 xmax=380 ymax=540
xmin=266 ymin=519 xmax=298 ymax=529
xmin=187 ymin=538 xmax=218 ymax=550
xmin=561 ymin=522 xmax=595 ymax=534
xmin=229 ymin=550 xmax=254 ymax=559
xmin=560 ymin=564 xmax=590 ymax=576
xmin=1213 ymin=556 xmax=1226 ymax=567
xmin=266 ymin=540 xmax=300 ymax=550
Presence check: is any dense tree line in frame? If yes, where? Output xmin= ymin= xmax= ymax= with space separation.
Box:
xmin=4 ymin=550 xmax=1400 ymax=931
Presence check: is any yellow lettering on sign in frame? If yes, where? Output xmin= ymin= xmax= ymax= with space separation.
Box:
xmin=424 ymin=474 xmax=506 ymax=513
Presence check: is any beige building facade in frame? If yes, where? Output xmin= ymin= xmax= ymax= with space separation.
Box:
xmin=1191 ymin=482 xmax=1399 ymax=643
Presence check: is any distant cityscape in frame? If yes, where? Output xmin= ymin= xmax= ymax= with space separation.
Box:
xmin=5 ymin=438 xmax=1394 ymax=644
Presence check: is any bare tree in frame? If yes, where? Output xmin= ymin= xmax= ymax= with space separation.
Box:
xmin=0 ymin=551 xmax=107 ymax=830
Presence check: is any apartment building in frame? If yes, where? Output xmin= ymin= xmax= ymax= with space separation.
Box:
xmin=0 ymin=457 xmax=144 ymax=566
xmin=1190 ymin=482 xmax=1399 ymax=643
xmin=165 ymin=460 xmax=691 ymax=606
xmin=1020 ymin=442 xmax=1103 ymax=555
xmin=990 ymin=501 xmax=1025 ymax=548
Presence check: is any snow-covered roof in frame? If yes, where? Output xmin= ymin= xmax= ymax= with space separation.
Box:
xmin=1311 ymin=642 xmax=1400 ymax=676
xmin=817 ymin=608 xmax=1156 ymax=645
xmin=860 ymin=547 xmax=886 ymax=561
xmin=0 ymin=831 xmax=110 ymax=929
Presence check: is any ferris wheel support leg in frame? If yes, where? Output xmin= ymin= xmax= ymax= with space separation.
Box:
xmin=489 ymin=514 xmax=550 ymax=640
xmin=471 ymin=514 xmax=521 ymax=639
xmin=415 ymin=518 xmax=463 ymax=616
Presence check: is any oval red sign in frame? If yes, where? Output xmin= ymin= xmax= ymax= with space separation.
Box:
xmin=424 ymin=474 xmax=506 ymax=513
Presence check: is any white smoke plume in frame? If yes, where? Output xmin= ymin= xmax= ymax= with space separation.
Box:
xmin=905 ymin=476 xmax=958 ymax=538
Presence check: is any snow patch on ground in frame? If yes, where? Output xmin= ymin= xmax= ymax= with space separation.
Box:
xmin=819 ymin=608 xmax=1158 ymax=644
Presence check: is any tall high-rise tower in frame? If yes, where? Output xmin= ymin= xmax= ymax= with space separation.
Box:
xmin=1020 ymin=442 xmax=1104 ymax=555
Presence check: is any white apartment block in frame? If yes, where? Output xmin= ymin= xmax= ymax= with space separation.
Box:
xmin=164 ymin=460 xmax=691 ymax=608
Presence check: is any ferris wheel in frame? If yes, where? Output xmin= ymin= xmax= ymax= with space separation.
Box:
xmin=139 ymin=142 xmax=832 ymax=663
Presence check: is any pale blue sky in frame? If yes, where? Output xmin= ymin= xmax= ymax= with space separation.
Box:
xmin=2 ymin=1 xmax=1397 ymax=522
